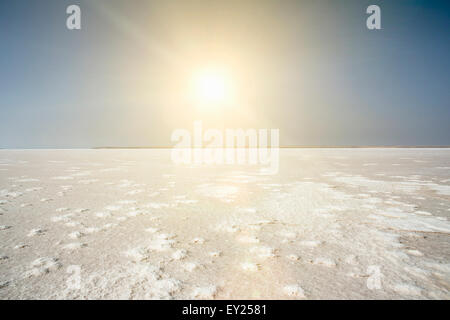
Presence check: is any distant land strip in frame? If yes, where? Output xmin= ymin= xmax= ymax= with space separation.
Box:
xmin=93 ymin=146 xmax=450 ymax=149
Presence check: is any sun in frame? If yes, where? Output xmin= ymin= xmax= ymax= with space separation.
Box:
xmin=193 ymin=69 xmax=232 ymax=105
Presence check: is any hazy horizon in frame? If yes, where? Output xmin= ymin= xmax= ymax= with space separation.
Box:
xmin=1 ymin=0 xmax=449 ymax=148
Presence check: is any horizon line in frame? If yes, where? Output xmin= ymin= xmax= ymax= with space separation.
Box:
xmin=2 ymin=145 xmax=450 ymax=150
xmin=94 ymin=145 xmax=450 ymax=149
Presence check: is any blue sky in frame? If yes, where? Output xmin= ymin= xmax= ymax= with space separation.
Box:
xmin=0 ymin=0 xmax=449 ymax=148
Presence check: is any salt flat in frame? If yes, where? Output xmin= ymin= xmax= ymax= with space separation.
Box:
xmin=0 ymin=148 xmax=449 ymax=299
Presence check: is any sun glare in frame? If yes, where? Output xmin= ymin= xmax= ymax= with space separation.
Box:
xmin=194 ymin=69 xmax=231 ymax=105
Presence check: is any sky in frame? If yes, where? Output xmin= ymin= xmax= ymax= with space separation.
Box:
xmin=0 ymin=0 xmax=449 ymax=148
